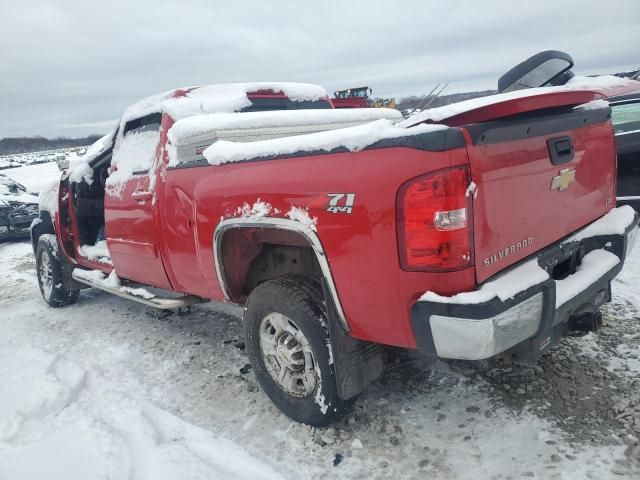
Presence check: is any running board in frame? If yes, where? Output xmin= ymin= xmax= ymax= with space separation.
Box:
xmin=71 ymin=270 xmax=204 ymax=310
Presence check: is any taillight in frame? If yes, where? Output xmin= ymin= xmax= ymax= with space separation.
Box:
xmin=397 ymin=166 xmax=473 ymax=271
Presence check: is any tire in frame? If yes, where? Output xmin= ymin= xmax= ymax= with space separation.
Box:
xmin=244 ymin=275 xmax=350 ymax=426
xmin=36 ymin=234 xmax=79 ymax=307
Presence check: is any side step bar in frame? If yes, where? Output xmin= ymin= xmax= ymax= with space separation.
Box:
xmin=72 ymin=270 xmax=204 ymax=310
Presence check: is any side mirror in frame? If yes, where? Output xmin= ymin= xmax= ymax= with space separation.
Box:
xmin=498 ymin=50 xmax=575 ymax=93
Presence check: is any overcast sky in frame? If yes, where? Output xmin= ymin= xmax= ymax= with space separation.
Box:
xmin=1 ymin=0 xmax=638 ymax=138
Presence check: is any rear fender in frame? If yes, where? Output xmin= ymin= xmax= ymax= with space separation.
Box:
xmin=214 ymin=217 xmax=384 ymax=400
xmin=213 ymin=217 xmax=349 ymax=332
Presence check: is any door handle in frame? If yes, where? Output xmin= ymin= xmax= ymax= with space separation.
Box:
xmin=547 ymin=136 xmax=574 ymax=165
xmin=132 ymin=190 xmax=153 ymax=201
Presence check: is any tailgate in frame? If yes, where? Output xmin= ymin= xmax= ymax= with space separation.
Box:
xmin=463 ymin=99 xmax=616 ymax=283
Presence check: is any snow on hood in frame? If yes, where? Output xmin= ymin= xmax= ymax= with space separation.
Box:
xmin=203 ymin=118 xmax=448 ymax=165
xmin=122 ymin=82 xmax=328 ymax=125
xmin=168 ymin=108 xmax=401 ymax=147
xmin=401 ymin=75 xmax=637 ymax=127
xmin=0 ymin=174 xmax=38 ymax=205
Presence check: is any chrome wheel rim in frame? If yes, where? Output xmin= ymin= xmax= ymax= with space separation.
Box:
xmin=39 ymin=250 xmax=53 ymax=299
xmin=259 ymin=312 xmax=318 ymax=398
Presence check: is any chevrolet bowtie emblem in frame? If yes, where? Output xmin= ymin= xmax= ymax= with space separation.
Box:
xmin=550 ymin=168 xmax=576 ymax=191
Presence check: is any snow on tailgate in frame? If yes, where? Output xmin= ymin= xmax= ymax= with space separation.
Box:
xmin=203 ymin=119 xmax=447 ymax=165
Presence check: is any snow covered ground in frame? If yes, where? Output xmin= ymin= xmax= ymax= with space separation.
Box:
xmin=1 ymin=160 xmax=640 ymax=479
xmin=2 ymin=160 xmax=62 ymax=195
xmin=0 ymin=148 xmax=81 ymax=171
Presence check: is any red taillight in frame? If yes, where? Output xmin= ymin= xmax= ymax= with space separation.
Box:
xmin=397 ymin=166 xmax=473 ymax=271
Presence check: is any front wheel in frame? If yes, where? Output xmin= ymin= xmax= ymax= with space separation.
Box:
xmin=244 ymin=276 xmax=350 ymax=426
xmin=36 ymin=234 xmax=79 ymax=307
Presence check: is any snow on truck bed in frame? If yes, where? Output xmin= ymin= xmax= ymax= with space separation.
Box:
xmin=201 ymin=118 xmax=447 ymax=166
xmin=168 ymin=108 xmax=404 ymax=166
xmin=168 ymin=107 xmax=402 ymax=145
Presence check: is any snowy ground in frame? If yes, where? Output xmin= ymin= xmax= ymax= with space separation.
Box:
xmin=1 ymin=161 xmax=640 ymax=479
xmin=0 ymin=148 xmax=81 ymax=171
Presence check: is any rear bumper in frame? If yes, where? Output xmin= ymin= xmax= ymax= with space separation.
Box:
xmin=411 ymin=206 xmax=639 ymax=361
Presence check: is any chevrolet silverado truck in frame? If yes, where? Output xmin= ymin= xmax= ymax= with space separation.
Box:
xmin=31 ymin=78 xmax=639 ymax=426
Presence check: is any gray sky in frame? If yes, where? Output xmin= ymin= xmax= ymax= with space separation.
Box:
xmin=1 ymin=0 xmax=638 ymax=138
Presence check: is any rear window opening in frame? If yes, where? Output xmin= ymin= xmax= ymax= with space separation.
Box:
xmin=242 ymin=98 xmax=332 ymax=112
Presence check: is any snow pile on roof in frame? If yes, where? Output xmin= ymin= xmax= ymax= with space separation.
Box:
xmin=566 ymin=74 xmax=637 ymax=90
xmin=0 ymin=345 xmax=284 ymax=480
xmin=0 ymin=174 xmax=38 ymax=205
xmin=123 ymin=82 xmax=328 ymax=124
xmin=401 ymin=75 xmax=637 ymax=127
xmin=168 ymin=108 xmax=401 ymax=146
xmin=421 ymin=259 xmax=549 ymax=304
xmin=203 ymin=119 xmax=447 ymax=165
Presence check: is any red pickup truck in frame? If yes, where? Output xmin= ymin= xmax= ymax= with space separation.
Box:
xmin=32 ymin=80 xmax=639 ymax=426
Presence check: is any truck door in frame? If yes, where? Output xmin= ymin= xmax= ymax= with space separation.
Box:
xmin=103 ymin=112 xmax=172 ymax=289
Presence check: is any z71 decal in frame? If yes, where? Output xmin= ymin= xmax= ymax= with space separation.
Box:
xmin=327 ymin=193 xmax=356 ymax=214
xmin=307 ymin=193 xmax=357 ymax=214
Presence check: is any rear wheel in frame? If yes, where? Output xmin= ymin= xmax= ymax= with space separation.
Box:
xmin=244 ymin=276 xmax=350 ymax=426
xmin=36 ymin=234 xmax=79 ymax=307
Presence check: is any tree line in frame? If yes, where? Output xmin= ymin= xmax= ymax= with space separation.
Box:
xmin=0 ymin=135 xmax=102 ymax=155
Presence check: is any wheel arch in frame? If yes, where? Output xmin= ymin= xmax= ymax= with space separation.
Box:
xmin=30 ymin=211 xmax=55 ymax=255
xmin=213 ymin=217 xmax=350 ymax=332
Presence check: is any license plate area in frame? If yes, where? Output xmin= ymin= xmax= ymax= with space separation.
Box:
xmin=537 ymin=242 xmax=581 ymax=280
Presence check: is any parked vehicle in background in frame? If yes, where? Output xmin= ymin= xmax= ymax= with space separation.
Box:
xmin=0 ymin=173 xmax=39 ymax=241
xmin=610 ymin=94 xmax=640 ymax=211
xmin=31 ymin=76 xmax=638 ymax=426
xmin=499 ymin=50 xmax=640 ymax=212
xmin=332 ymin=86 xmax=396 ymax=109
xmin=332 ymin=86 xmax=370 ymax=108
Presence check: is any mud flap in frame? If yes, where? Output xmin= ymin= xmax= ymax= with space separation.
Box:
xmin=322 ymin=278 xmax=384 ymax=400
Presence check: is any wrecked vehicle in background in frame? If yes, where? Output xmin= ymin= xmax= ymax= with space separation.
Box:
xmin=0 ymin=173 xmax=38 ymax=241
xmin=31 ymin=75 xmax=638 ymax=427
